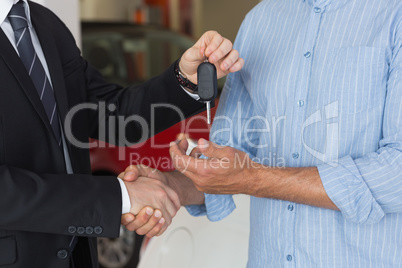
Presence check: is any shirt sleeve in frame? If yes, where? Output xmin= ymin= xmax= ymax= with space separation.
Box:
xmin=117 ymin=178 xmax=131 ymax=214
xmin=186 ymin=194 xmax=236 ymax=221
xmin=318 ymin=21 xmax=402 ymax=224
xmin=181 ymin=85 xmax=201 ymax=101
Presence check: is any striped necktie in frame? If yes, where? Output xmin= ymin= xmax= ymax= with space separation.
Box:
xmin=8 ymin=1 xmax=62 ymax=146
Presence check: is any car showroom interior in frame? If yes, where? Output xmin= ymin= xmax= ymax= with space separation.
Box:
xmin=2 ymin=0 xmax=400 ymax=268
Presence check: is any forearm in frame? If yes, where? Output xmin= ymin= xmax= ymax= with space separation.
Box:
xmin=247 ymin=166 xmax=338 ymax=210
xmin=165 ymin=171 xmax=205 ymax=206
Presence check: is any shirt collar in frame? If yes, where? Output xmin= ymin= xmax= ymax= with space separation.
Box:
xmin=305 ymin=0 xmax=331 ymax=7
xmin=0 ymin=0 xmax=32 ymax=28
xmin=302 ymin=0 xmax=351 ymax=12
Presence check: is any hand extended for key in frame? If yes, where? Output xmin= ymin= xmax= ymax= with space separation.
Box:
xmin=197 ymin=61 xmax=218 ymax=124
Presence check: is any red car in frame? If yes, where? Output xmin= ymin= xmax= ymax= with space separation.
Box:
xmin=90 ymin=108 xmax=215 ymax=176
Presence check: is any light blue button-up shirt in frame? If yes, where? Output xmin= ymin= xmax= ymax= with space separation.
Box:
xmin=187 ymin=0 xmax=402 ymax=266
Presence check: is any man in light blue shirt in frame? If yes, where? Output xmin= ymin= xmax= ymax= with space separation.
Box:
xmin=125 ymin=0 xmax=401 ymax=266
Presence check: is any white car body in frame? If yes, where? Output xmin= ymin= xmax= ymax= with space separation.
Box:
xmin=138 ymin=195 xmax=250 ymax=268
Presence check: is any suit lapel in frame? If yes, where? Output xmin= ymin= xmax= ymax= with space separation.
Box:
xmin=30 ymin=6 xmax=70 ymax=129
xmin=29 ymin=3 xmax=77 ymax=171
xmin=0 ymin=29 xmax=54 ymax=136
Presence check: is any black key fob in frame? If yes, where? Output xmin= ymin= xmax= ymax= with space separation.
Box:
xmin=197 ymin=62 xmax=218 ymax=102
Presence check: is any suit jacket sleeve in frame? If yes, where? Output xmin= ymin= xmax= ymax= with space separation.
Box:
xmin=84 ymin=59 xmax=206 ymax=145
xmin=0 ymin=166 xmax=123 ymax=238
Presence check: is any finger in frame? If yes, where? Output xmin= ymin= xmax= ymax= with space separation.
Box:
xmin=170 ymin=142 xmax=214 ymax=174
xmin=177 ymin=138 xmax=193 ymax=157
xmin=124 ymin=207 xmax=154 ymax=231
xmin=218 ymin=49 xmax=240 ymax=72
xmin=121 ymin=213 xmax=135 ymax=225
xmin=197 ymin=138 xmax=233 ymax=159
xmin=170 ymin=142 xmax=188 ymax=172
xmin=172 ymin=138 xmax=200 ymax=158
xmin=189 ymin=146 xmax=202 ymax=158
xmin=170 ymin=140 xmax=187 ymax=157
xmin=176 ymin=138 xmax=189 ymax=153
xmin=123 ymin=165 xmax=139 ymax=182
xmin=175 ymin=133 xmax=189 ymax=142
xmin=196 ymin=31 xmax=219 ymax=59
xmin=137 ymin=165 xmax=167 ymax=183
xmin=136 ymin=210 xmax=164 ymax=236
xmin=228 ymin=57 xmax=245 ymax=73
xmin=147 ymin=217 xmax=166 ymax=237
xmin=203 ymin=32 xmax=224 ymax=60
xmin=156 ymin=220 xmax=169 ymax=237
xmin=170 ymin=142 xmax=193 ymax=170
xmin=124 ymin=165 xmax=156 ymax=182
xmin=208 ymin=38 xmax=233 ymax=65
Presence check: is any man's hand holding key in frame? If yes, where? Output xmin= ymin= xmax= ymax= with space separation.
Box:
xmin=178 ymin=30 xmax=244 ymax=83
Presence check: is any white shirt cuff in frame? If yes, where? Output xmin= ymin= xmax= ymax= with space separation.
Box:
xmin=117 ymin=178 xmax=131 ymax=214
xmin=181 ymin=85 xmax=200 ymax=101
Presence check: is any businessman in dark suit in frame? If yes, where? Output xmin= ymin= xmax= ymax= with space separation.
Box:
xmin=0 ymin=0 xmax=244 ymax=267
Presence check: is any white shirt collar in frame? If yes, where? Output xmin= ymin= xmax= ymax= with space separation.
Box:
xmin=0 ymin=0 xmax=31 ymax=28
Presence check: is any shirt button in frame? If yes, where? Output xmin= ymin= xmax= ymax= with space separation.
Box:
xmin=314 ymin=7 xmax=322 ymax=13
xmin=288 ymin=204 xmax=294 ymax=211
xmin=57 ymin=249 xmax=69 ymax=259
xmin=287 ymin=255 xmax=293 ymax=261
xmin=297 ymin=100 xmax=304 ymax=107
xmin=292 ymin=152 xmax=299 ymax=159
xmin=304 ymin=51 xmax=311 ymax=58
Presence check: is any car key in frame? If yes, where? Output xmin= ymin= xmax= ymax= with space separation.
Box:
xmin=197 ymin=60 xmax=218 ymax=124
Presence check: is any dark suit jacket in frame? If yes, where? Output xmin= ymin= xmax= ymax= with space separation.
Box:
xmin=0 ymin=2 xmax=204 ymax=267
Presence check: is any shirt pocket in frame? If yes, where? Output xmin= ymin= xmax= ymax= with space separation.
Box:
xmin=332 ymin=46 xmax=388 ymax=115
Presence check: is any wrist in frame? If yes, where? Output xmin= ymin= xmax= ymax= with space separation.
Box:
xmin=165 ymin=171 xmax=183 ymax=201
xmin=243 ymin=163 xmax=270 ymax=197
xmin=174 ymin=58 xmax=198 ymax=93
xmin=166 ymin=171 xmax=205 ymax=206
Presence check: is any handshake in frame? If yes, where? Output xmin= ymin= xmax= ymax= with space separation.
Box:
xmin=117 ymin=136 xmax=253 ymax=238
xmin=118 ymin=164 xmax=182 ymax=238
xmin=118 ymin=137 xmax=206 ymax=238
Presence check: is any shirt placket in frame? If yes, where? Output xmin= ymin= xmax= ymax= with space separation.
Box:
xmin=285 ymin=1 xmax=329 ymax=267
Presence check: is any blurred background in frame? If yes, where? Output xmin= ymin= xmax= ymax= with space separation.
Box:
xmin=33 ymin=0 xmax=261 ymax=46
xmin=30 ymin=1 xmax=262 ymax=268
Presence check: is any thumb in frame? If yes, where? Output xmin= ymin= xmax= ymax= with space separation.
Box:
xmin=121 ymin=213 xmax=135 ymax=225
xmin=123 ymin=165 xmax=155 ymax=182
xmin=197 ymin=139 xmax=230 ymax=159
